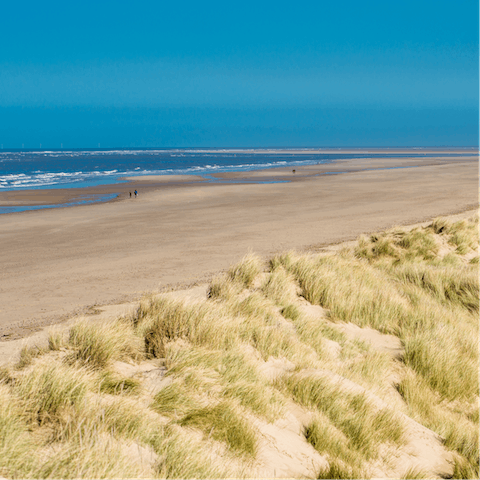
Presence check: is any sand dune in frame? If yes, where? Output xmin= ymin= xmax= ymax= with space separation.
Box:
xmin=0 ymin=212 xmax=477 ymax=478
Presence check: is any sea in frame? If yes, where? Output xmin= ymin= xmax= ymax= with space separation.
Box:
xmin=0 ymin=147 xmax=474 ymax=214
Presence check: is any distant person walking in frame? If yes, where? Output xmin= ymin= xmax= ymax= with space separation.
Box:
xmin=129 ymin=192 xmax=132 ymax=198
xmin=134 ymin=190 xmax=138 ymax=198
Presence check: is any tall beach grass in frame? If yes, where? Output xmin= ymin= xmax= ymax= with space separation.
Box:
xmin=0 ymin=214 xmax=477 ymax=478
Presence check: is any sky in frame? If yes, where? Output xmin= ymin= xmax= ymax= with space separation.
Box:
xmin=0 ymin=0 xmax=478 ymax=148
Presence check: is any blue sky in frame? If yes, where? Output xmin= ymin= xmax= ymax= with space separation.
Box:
xmin=0 ymin=0 xmax=478 ymax=147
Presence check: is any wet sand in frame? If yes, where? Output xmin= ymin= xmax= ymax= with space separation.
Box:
xmin=0 ymin=154 xmax=478 ymax=339
xmin=0 ymin=175 xmax=208 ymax=207
xmin=0 ymin=154 xmax=476 ymax=208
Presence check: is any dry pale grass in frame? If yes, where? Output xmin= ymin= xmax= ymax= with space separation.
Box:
xmin=279 ymin=214 xmax=479 ymax=476
xmin=0 ymin=385 xmax=35 ymax=478
xmin=68 ymin=319 xmax=144 ymax=368
xmin=0 ymin=215 xmax=477 ymax=478
xmin=397 ymin=369 xmax=479 ymax=472
xmin=226 ymin=253 xmax=263 ymax=288
xmin=160 ymin=341 xmax=285 ymax=423
xmin=261 ymin=265 xmax=298 ymax=306
xmin=279 ymin=373 xmax=406 ymax=459
xmin=14 ymin=360 xmax=92 ymax=426
xmin=317 ymin=456 xmax=365 ymax=479
xmin=207 ymin=253 xmax=263 ymax=300
xmin=149 ymin=423 xmax=238 ymax=478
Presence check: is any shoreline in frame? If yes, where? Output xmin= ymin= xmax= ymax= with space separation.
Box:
xmin=0 ymin=156 xmax=478 ymax=338
xmin=0 ymin=153 xmax=476 ymax=212
xmin=0 ymin=175 xmax=209 ymax=211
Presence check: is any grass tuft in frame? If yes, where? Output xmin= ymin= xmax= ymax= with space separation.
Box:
xmin=0 ymin=365 xmax=13 ymax=385
xmin=179 ymin=401 xmax=257 ymax=457
xmin=317 ymin=457 xmax=364 ymax=479
xmin=48 ymin=330 xmax=65 ymax=351
xmin=282 ymin=373 xmax=405 ymax=458
xmin=0 ymin=385 xmax=35 ymax=477
xmin=207 ymin=275 xmax=243 ymax=300
xmin=68 ymin=319 xmax=144 ymax=368
xmin=227 ymin=253 xmax=263 ymax=288
xmin=401 ymin=326 xmax=478 ymax=401
xmin=305 ymin=415 xmax=356 ymax=464
xmin=98 ymin=371 xmax=141 ymax=395
xmin=152 ymin=379 xmax=202 ymax=418
xmin=392 ymin=262 xmax=479 ymax=313
xmin=269 ymin=251 xmax=298 ymax=272
xmin=16 ymin=344 xmax=46 ymax=369
xmin=262 ymin=266 xmax=298 ymax=306
xmin=281 ymin=303 xmax=301 ymax=320
xmin=400 ymin=466 xmax=429 ymax=479
xmin=149 ymin=424 xmax=233 ymax=478
xmin=430 ymin=217 xmax=450 ymax=235
xmin=34 ymin=432 xmax=149 ymax=478
xmin=14 ymin=361 xmax=90 ymax=425
xmin=451 ymin=454 xmax=480 ymax=480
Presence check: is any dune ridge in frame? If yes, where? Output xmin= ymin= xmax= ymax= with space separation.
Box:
xmin=0 ymin=213 xmax=478 ymax=479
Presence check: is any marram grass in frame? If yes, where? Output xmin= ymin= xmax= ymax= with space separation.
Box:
xmin=0 ymin=214 xmax=477 ymax=478
xmin=68 ymin=319 xmax=144 ymax=368
xmin=279 ymin=372 xmax=406 ymax=459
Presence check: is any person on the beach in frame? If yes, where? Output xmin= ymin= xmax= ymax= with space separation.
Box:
xmin=134 ymin=190 xmax=138 ymax=198
xmin=129 ymin=192 xmax=132 ymax=198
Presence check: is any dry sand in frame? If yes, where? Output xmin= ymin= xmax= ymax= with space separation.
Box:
xmin=0 ymin=154 xmax=477 ymax=339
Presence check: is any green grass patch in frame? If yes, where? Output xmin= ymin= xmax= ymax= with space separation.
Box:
xmin=398 ymin=369 xmax=479 ymax=476
xmin=152 ymin=379 xmax=203 ymax=418
xmin=179 ymin=401 xmax=257 ymax=457
xmin=98 ymin=372 xmax=141 ymax=395
xmin=402 ymin=338 xmax=478 ymax=401
xmin=305 ymin=414 xmax=358 ymax=464
xmin=164 ymin=343 xmax=284 ymax=421
xmin=289 ymin=254 xmax=406 ymax=333
xmin=338 ymin=349 xmax=391 ymax=386
xmin=33 ymin=432 xmax=148 ymax=479
xmin=281 ymin=303 xmax=301 ymax=320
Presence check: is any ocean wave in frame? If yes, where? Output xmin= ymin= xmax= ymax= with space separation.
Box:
xmin=1 ymin=148 xmax=467 ymax=191
xmin=0 ymin=169 xmax=129 ymax=189
xmin=0 ymin=148 xmax=323 ymax=159
xmin=0 ymin=156 xmax=326 ymax=189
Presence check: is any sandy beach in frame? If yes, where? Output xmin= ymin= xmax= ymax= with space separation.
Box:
xmin=0 ymin=154 xmax=477 ymax=339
